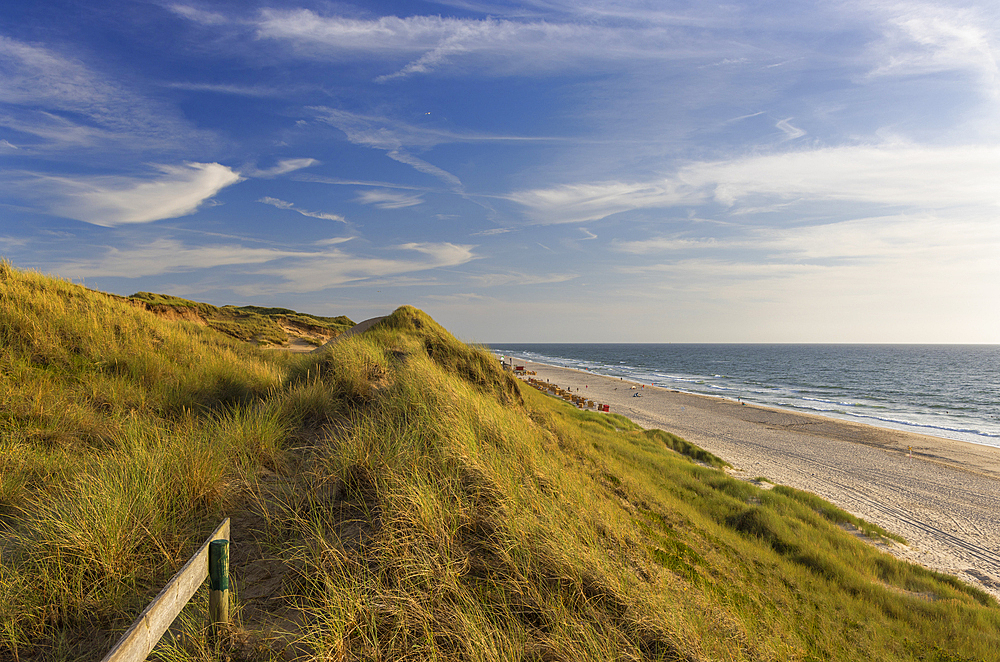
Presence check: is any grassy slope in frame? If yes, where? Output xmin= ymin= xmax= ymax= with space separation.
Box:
xmin=129 ymin=291 xmax=355 ymax=345
xmin=1 ymin=263 xmax=998 ymax=662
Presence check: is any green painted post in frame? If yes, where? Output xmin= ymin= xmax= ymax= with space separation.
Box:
xmin=208 ymin=539 xmax=229 ymax=634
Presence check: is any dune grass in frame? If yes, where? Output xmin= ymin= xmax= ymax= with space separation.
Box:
xmin=1 ymin=262 xmax=997 ymax=661
xmin=129 ymin=291 xmax=354 ymax=345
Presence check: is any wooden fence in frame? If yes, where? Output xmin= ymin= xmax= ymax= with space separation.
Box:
xmin=101 ymin=518 xmax=230 ymax=662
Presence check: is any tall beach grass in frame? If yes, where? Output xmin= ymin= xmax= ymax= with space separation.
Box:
xmin=1 ymin=262 xmax=997 ymax=661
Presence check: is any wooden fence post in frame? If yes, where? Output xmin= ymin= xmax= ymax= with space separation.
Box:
xmin=208 ymin=539 xmax=230 ymax=635
xmin=101 ymin=518 xmax=230 ymax=662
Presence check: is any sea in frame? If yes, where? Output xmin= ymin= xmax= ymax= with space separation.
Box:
xmin=487 ymin=344 xmax=1000 ymax=449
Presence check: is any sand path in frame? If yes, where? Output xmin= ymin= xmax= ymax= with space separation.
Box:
xmin=515 ymin=359 xmax=1000 ymax=601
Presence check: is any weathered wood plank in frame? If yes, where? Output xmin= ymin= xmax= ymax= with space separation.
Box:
xmin=101 ymin=518 xmax=230 ymax=662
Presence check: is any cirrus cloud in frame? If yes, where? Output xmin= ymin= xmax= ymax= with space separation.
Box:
xmin=25 ymin=162 xmax=243 ymax=226
xmin=50 ymin=237 xmax=478 ymax=294
xmin=258 ymin=196 xmax=347 ymax=223
xmin=511 ymin=143 xmax=1000 ymax=224
xmin=354 ymin=189 xmax=424 ymax=209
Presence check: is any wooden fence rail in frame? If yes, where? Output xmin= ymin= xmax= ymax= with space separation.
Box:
xmin=101 ymin=518 xmax=230 ymax=662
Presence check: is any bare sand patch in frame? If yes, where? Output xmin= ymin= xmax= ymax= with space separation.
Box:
xmin=516 ymin=358 xmax=1000 ymax=601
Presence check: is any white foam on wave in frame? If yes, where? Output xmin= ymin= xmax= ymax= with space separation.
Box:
xmin=491 ymin=345 xmax=1000 ymax=448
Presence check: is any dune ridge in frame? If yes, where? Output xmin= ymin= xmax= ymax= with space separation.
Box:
xmin=513 ymin=358 xmax=1000 ymax=600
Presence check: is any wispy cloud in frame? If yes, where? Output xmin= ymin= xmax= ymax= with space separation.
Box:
xmin=167 ymin=4 xmax=229 ymax=26
xmin=311 ymin=107 xmax=560 ymax=191
xmin=419 ymin=292 xmax=492 ymax=303
xmin=471 ymin=227 xmax=514 ymax=236
xmin=258 ymin=197 xmax=347 ymax=223
xmin=297 ymin=176 xmax=434 ymax=191
xmin=386 ymin=150 xmax=463 ymax=190
xmin=246 ymin=241 xmax=478 ymax=294
xmin=311 ymin=108 xmax=557 ymax=147
xmin=695 ymin=143 xmax=1000 ymax=208
xmin=15 ymin=162 xmax=242 ymax=226
xmin=467 ymin=271 xmax=578 ymax=286
xmin=509 ymin=180 xmax=700 ymax=224
xmin=315 ymin=236 xmax=355 ymax=246
xmin=512 ymin=143 xmax=1000 ymax=223
xmin=254 ymin=10 xmax=671 ymax=79
xmin=775 ymin=118 xmax=806 ymax=140
xmin=52 ymin=238 xmax=478 ymax=293
xmin=244 ymin=158 xmax=318 ymax=178
xmin=866 ymin=3 xmax=1000 ymax=96
xmin=163 ymin=81 xmax=291 ymax=97
xmin=615 ymin=236 xmax=725 ymax=255
xmin=354 ymin=189 xmax=424 ymax=209
xmin=54 ymin=238 xmax=299 ymax=277
xmin=311 ymin=108 xmax=465 ymax=190
xmin=0 ymin=36 xmax=205 ymax=152
xmin=613 ymin=211 xmax=1000 ymax=319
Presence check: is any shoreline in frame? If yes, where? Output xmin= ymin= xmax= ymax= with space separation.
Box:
xmin=498 ymin=352 xmax=999 ymax=451
xmin=513 ymin=357 xmax=1000 ymax=601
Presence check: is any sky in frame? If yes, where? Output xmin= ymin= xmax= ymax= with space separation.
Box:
xmin=2 ymin=0 xmax=999 ymax=343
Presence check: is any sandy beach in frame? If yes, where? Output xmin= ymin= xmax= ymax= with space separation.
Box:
xmin=515 ymin=358 xmax=1000 ymax=601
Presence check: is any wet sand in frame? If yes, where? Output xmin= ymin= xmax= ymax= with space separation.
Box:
xmin=516 ymin=359 xmax=1000 ymax=600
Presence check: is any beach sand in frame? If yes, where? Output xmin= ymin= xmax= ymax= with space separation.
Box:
xmin=515 ymin=359 xmax=1000 ymax=601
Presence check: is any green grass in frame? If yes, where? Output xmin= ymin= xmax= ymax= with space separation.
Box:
xmin=129 ymin=291 xmax=354 ymax=345
xmin=1 ymin=262 xmax=997 ymax=661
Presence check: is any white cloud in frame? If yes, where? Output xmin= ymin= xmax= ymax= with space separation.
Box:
xmin=394 ymin=242 xmax=477 ymax=263
xmin=612 ymin=210 xmax=1000 ymax=342
xmin=168 ymin=4 xmax=230 ymax=26
xmin=258 ymin=197 xmax=347 ymax=223
xmin=695 ymin=144 xmax=1000 ymax=208
xmin=512 ymin=144 xmax=1000 ymax=224
xmin=163 ymin=81 xmax=289 ymax=97
xmin=385 ymin=149 xmax=463 ymax=190
xmin=311 ymin=107 xmax=558 ymax=192
xmin=615 ymin=236 xmax=724 ymax=254
xmin=311 ymin=108 xmax=466 ymax=190
xmin=0 ymin=36 xmax=113 ymax=109
xmin=245 ymin=241 xmax=478 ymax=294
xmin=866 ymin=3 xmax=999 ymax=95
xmin=617 ymin=210 xmax=1000 ymax=265
xmin=354 ymin=189 xmax=424 ymax=209
xmin=775 ymin=118 xmax=806 ymax=140
xmin=467 ymin=271 xmax=578 ymax=286
xmin=253 ymin=8 xmax=755 ymax=81
xmin=53 ymin=238 xmax=478 ymax=294
xmin=311 ymin=108 xmax=444 ymax=149
xmin=55 ymin=238 xmax=301 ymax=277
xmin=509 ymin=179 xmax=701 ymax=224
xmin=0 ymin=36 xmax=204 ymax=151
xmin=0 ymin=111 xmax=117 ymax=148
xmin=471 ymin=227 xmax=514 ymax=236
xmin=312 ymin=108 xmax=558 ymax=147
xmin=244 ymin=158 xmax=318 ymax=177
xmin=33 ymin=163 xmax=242 ymax=226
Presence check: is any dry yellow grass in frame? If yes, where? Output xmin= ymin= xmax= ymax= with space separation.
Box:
xmin=1 ymin=262 xmax=997 ymax=662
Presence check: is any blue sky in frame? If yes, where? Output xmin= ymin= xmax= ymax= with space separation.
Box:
xmin=2 ymin=0 xmax=999 ymax=342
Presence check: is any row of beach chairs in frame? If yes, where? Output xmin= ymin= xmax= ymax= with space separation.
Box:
xmin=522 ymin=377 xmax=611 ymax=412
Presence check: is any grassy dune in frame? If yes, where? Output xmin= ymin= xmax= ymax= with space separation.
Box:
xmin=1 ymin=262 xmax=998 ymax=661
xmin=128 ymin=291 xmax=355 ymax=346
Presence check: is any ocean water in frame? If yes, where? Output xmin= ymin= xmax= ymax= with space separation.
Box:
xmin=488 ymin=344 xmax=1000 ymax=449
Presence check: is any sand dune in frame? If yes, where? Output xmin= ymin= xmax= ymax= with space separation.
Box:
xmin=515 ymin=359 xmax=1000 ymax=601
